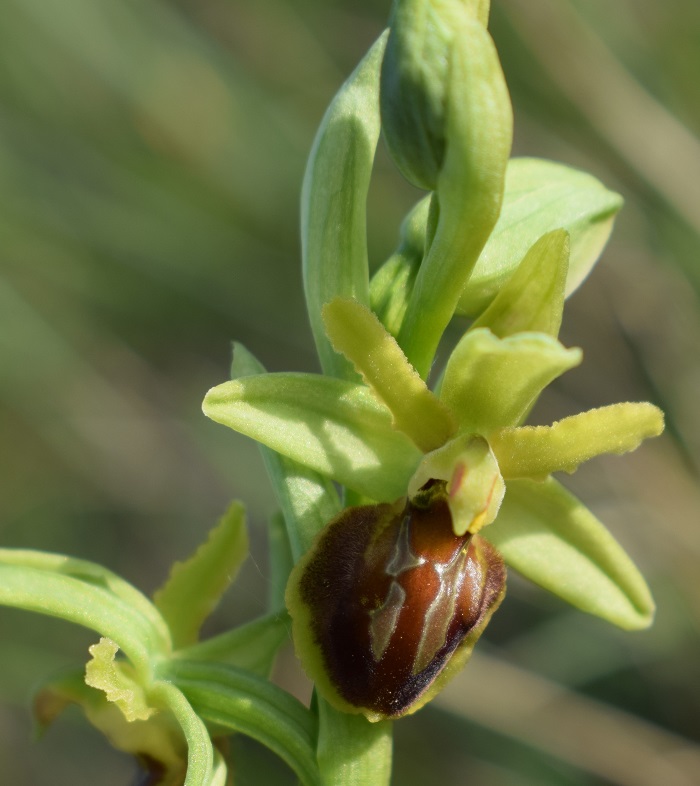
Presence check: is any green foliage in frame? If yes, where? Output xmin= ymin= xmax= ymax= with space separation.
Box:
xmin=0 ymin=0 xmax=674 ymax=783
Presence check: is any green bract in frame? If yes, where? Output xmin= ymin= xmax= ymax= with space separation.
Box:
xmin=1 ymin=1 xmax=665 ymax=783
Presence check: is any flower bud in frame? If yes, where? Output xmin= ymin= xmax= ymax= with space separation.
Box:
xmin=380 ymin=0 xmax=490 ymax=190
xmin=286 ymin=489 xmax=506 ymax=721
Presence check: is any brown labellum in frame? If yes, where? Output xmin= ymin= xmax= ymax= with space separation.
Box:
xmin=287 ymin=489 xmax=506 ymax=720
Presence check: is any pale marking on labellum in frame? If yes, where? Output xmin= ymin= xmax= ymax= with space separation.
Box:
xmin=369 ymin=515 xmax=425 ymax=662
xmin=412 ymin=544 xmax=472 ymax=675
xmin=386 ymin=514 xmax=425 ymax=576
xmin=369 ymin=581 xmax=406 ymax=661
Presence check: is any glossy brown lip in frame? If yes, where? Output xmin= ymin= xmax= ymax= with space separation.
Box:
xmin=298 ymin=494 xmax=506 ymax=718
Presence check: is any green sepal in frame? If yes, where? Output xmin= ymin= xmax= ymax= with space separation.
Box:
xmin=203 ymin=373 xmax=422 ymax=502
xmin=471 ymin=229 xmax=570 ymax=338
xmin=301 ymin=33 xmax=387 ymax=379
xmin=458 ymin=158 xmax=623 ymax=316
xmin=153 ymin=503 xmax=248 ymax=649
xmin=175 ymin=614 xmax=288 ymax=677
xmin=34 ymin=670 xmax=188 ymax=785
xmin=161 ymin=660 xmax=322 ymax=786
xmin=486 ymin=478 xmax=655 ymax=630
xmin=230 ymin=343 xmax=342 ymax=561
xmin=491 ymin=403 xmax=665 ymax=480
xmin=369 ymin=195 xmax=431 ymax=338
xmin=323 ymin=296 xmax=455 ymax=453
xmin=439 ymin=329 xmax=582 ymax=436
xmin=397 ymin=13 xmax=512 ymax=378
xmin=0 ymin=550 xmax=170 ymax=674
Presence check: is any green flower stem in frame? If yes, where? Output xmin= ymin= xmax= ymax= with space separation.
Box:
xmin=491 ymin=403 xmax=665 ymax=480
xmin=162 ymin=659 xmax=322 ymax=786
xmin=322 ymin=296 xmax=455 ymax=452
xmin=302 ymin=33 xmax=387 ymax=379
xmin=268 ymin=511 xmax=295 ymax=613
xmin=369 ymin=195 xmax=431 ymax=338
xmin=397 ymin=16 xmax=512 ymax=378
xmin=317 ymin=698 xmax=393 ymax=786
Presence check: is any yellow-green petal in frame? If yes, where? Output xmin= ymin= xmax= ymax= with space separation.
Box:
xmin=85 ymin=638 xmax=155 ymax=722
xmin=491 ymin=402 xmax=665 ymax=480
xmin=153 ymin=502 xmax=249 ymax=649
xmin=323 ymin=296 xmax=455 ymax=452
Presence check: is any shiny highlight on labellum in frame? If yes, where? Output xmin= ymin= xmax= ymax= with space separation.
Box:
xmin=290 ymin=488 xmax=506 ymax=720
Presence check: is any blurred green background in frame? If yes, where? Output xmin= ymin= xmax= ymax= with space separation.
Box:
xmin=1 ymin=0 xmax=700 ymax=783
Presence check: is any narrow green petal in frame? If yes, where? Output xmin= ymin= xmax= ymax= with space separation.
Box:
xmin=153 ymin=503 xmax=248 ymax=648
xmin=471 ymin=229 xmax=569 ymax=338
xmin=162 ymin=660 xmax=322 ymax=786
xmin=440 ymin=329 xmax=582 ymax=435
xmin=85 ymin=638 xmax=155 ymax=722
xmin=34 ymin=671 xmax=187 ymax=777
xmin=323 ymin=297 xmax=455 ymax=452
xmin=203 ymin=373 xmax=422 ymax=502
xmin=397 ymin=15 xmax=512 ymax=378
xmin=302 ymin=33 xmax=387 ymax=379
xmin=458 ymin=157 xmax=623 ymax=316
xmin=486 ymin=478 xmax=655 ymax=629
xmin=230 ymin=343 xmax=341 ymax=560
xmin=492 ymin=403 xmax=665 ymax=480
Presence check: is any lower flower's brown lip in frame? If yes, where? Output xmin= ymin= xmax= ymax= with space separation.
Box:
xmin=288 ymin=492 xmax=506 ymax=720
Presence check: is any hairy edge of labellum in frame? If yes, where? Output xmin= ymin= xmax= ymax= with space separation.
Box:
xmin=286 ymin=489 xmax=506 ymax=721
